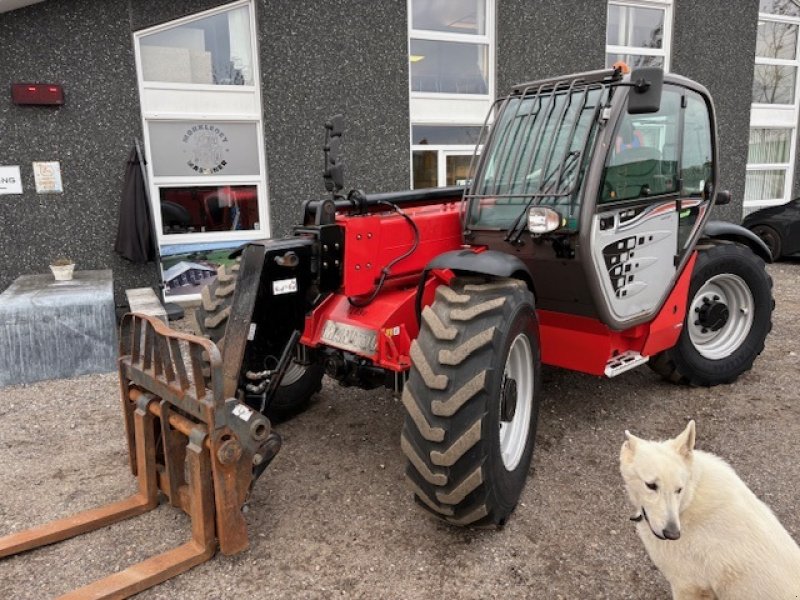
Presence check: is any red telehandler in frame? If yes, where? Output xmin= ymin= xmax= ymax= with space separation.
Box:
xmin=0 ymin=65 xmax=773 ymax=598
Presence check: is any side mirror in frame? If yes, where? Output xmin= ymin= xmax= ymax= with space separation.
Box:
xmin=715 ymin=190 xmax=731 ymax=205
xmin=627 ymin=67 xmax=664 ymax=114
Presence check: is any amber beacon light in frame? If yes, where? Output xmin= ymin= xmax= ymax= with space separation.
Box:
xmin=11 ymin=83 xmax=64 ymax=106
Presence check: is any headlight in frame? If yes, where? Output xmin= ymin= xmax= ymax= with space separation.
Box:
xmin=527 ymin=207 xmax=564 ymax=234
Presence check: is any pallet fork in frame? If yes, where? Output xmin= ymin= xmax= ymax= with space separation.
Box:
xmin=0 ymin=314 xmax=280 ymax=599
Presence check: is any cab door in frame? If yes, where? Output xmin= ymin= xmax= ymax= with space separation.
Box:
xmin=587 ymin=86 xmax=715 ymax=327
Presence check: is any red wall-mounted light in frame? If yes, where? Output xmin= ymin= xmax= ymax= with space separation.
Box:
xmin=11 ymin=83 xmax=64 ymax=106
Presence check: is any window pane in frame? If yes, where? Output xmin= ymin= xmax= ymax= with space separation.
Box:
xmin=607 ymin=4 xmax=665 ymax=48
xmin=140 ymin=6 xmax=253 ymax=85
xmin=412 ymin=0 xmax=486 ymax=35
xmin=744 ymin=169 xmax=787 ymax=202
xmin=682 ymin=94 xmax=713 ymax=195
xmin=756 ymin=20 xmax=798 ymax=59
xmin=148 ymin=121 xmax=261 ymax=177
xmin=410 ymin=39 xmax=488 ymax=94
xmin=748 ymin=128 xmax=792 ymax=163
xmin=446 ymin=155 xmax=472 ymax=186
xmin=160 ymin=185 xmax=260 ymax=235
xmin=412 ymin=125 xmax=482 ymax=145
xmin=601 ymin=90 xmax=682 ymax=203
xmin=605 ymin=53 xmax=664 ymax=69
xmin=752 ymin=64 xmax=797 ymax=103
xmin=759 ymin=0 xmax=800 ymax=17
xmin=413 ymin=151 xmax=438 ymax=188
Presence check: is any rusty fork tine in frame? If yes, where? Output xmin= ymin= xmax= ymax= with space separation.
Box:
xmin=0 ymin=397 xmax=160 ymax=559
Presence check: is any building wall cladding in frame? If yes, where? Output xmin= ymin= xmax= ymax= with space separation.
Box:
xmin=496 ymin=0 xmax=607 ymax=94
xmin=671 ymin=0 xmax=759 ymax=222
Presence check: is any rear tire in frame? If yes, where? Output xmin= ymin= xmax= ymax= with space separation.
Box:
xmin=194 ymin=259 xmax=323 ymax=420
xmin=401 ymin=277 xmax=541 ymax=527
xmin=649 ymin=244 xmax=773 ymax=386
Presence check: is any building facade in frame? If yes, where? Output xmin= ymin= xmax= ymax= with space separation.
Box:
xmin=0 ymin=0 xmax=784 ymax=303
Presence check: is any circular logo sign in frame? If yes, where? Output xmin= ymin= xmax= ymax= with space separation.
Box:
xmin=182 ymin=125 xmax=230 ymax=175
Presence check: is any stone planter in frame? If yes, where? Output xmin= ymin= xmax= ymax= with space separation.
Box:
xmin=50 ymin=263 xmax=75 ymax=281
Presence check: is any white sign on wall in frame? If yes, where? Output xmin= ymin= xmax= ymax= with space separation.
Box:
xmin=0 ymin=166 xmax=23 ymax=195
xmin=32 ymin=161 xmax=63 ymax=193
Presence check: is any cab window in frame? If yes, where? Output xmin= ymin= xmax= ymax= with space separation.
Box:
xmin=601 ymin=89 xmax=681 ymax=203
xmin=681 ymin=92 xmax=713 ymax=196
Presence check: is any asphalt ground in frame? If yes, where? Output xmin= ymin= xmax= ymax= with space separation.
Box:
xmin=0 ymin=260 xmax=798 ymax=599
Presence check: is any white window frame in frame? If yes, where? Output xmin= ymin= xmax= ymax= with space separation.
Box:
xmin=746 ymin=8 xmax=800 ymax=209
xmin=408 ymin=0 xmax=495 ymax=188
xmin=133 ymin=0 xmax=270 ymax=248
xmin=605 ymin=0 xmax=673 ymax=72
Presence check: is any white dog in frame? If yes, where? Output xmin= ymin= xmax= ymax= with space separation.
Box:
xmin=619 ymin=420 xmax=800 ymax=599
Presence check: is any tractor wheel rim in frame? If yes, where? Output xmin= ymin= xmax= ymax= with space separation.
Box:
xmin=688 ymin=274 xmax=754 ymax=360
xmin=499 ymin=333 xmax=534 ymax=471
xmin=281 ymin=361 xmax=306 ymax=386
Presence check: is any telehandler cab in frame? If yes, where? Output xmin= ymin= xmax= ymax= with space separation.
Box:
xmin=0 ymin=65 xmax=774 ymax=598
xmin=196 ymin=65 xmax=773 ymax=528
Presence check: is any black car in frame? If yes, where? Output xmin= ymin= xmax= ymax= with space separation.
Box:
xmin=742 ymin=198 xmax=800 ymax=259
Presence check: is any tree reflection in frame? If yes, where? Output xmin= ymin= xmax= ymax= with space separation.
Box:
xmin=753 ymin=1 xmax=800 ymax=103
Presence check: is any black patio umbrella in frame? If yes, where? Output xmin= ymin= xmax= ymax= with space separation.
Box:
xmin=114 ymin=143 xmax=156 ymax=263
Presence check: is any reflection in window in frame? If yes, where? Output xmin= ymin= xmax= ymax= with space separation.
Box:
xmin=752 ymin=64 xmax=797 ymax=103
xmin=607 ymin=4 xmax=664 ymax=48
xmin=605 ymin=1 xmax=670 ymax=71
xmin=756 ymin=20 xmax=798 ymax=59
xmin=412 ymin=151 xmax=438 ymax=189
xmin=601 ymin=90 xmax=681 ymax=203
xmin=140 ymin=5 xmax=253 ymax=85
xmin=446 ymin=155 xmax=472 ymax=186
xmin=605 ymin=53 xmax=665 ymax=69
xmin=160 ymin=185 xmax=259 ymax=235
xmin=412 ymin=0 xmax=486 ymax=35
xmin=412 ymin=125 xmax=482 ymax=145
xmin=410 ymin=39 xmax=488 ymax=94
xmin=760 ymin=0 xmax=800 ymax=17
xmin=681 ymin=94 xmax=713 ymax=196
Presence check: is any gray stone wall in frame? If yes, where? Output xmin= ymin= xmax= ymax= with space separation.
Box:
xmin=256 ymin=0 xmax=411 ymax=236
xmin=496 ymin=0 xmax=608 ymax=95
xmin=671 ymin=0 xmax=759 ymax=222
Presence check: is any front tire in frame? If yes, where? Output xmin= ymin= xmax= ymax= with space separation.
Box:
xmin=649 ymin=244 xmax=773 ymax=386
xmin=401 ymin=278 xmax=541 ymax=527
xmin=194 ymin=260 xmax=324 ymax=420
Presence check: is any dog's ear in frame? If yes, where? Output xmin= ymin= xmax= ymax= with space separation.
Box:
xmin=672 ymin=420 xmax=696 ymax=459
xmin=622 ymin=430 xmax=639 ymax=457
